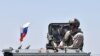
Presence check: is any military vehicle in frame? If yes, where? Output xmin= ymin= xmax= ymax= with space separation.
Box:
xmin=2 ymin=23 xmax=91 ymax=56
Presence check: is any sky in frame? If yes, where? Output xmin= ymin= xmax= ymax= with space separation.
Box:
xmin=0 ymin=0 xmax=100 ymax=56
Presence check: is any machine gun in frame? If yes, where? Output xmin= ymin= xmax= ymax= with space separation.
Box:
xmin=46 ymin=23 xmax=70 ymax=51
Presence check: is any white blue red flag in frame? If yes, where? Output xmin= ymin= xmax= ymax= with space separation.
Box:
xmin=20 ymin=22 xmax=30 ymax=42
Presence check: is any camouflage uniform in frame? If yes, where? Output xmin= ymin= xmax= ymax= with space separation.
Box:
xmin=59 ymin=18 xmax=84 ymax=51
xmin=64 ymin=28 xmax=84 ymax=50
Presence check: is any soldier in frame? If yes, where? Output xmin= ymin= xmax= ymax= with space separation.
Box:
xmin=58 ymin=18 xmax=84 ymax=51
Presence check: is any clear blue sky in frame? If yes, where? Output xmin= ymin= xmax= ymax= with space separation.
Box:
xmin=0 ymin=0 xmax=100 ymax=56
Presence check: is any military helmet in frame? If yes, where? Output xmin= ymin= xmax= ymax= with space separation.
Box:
xmin=69 ymin=18 xmax=80 ymax=27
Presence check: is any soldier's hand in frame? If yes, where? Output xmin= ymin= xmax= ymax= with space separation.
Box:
xmin=58 ymin=41 xmax=64 ymax=48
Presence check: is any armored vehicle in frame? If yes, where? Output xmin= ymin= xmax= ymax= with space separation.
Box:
xmin=2 ymin=23 xmax=91 ymax=56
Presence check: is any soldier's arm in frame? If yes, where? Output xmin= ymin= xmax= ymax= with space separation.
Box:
xmin=68 ymin=33 xmax=84 ymax=49
xmin=58 ymin=31 xmax=71 ymax=48
xmin=64 ymin=30 xmax=71 ymax=41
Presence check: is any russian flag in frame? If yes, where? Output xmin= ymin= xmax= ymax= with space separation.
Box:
xmin=20 ymin=22 xmax=30 ymax=42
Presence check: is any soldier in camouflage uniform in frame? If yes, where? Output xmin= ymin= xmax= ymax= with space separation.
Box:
xmin=58 ymin=18 xmax=84 ymax=51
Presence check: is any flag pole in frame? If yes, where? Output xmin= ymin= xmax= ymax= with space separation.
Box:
xmin=18 ymin=22 xmax=30 ymax=49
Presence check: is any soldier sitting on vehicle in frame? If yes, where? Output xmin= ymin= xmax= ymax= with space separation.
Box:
xmin=58 ymin=18 xmax=84 ymax=51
